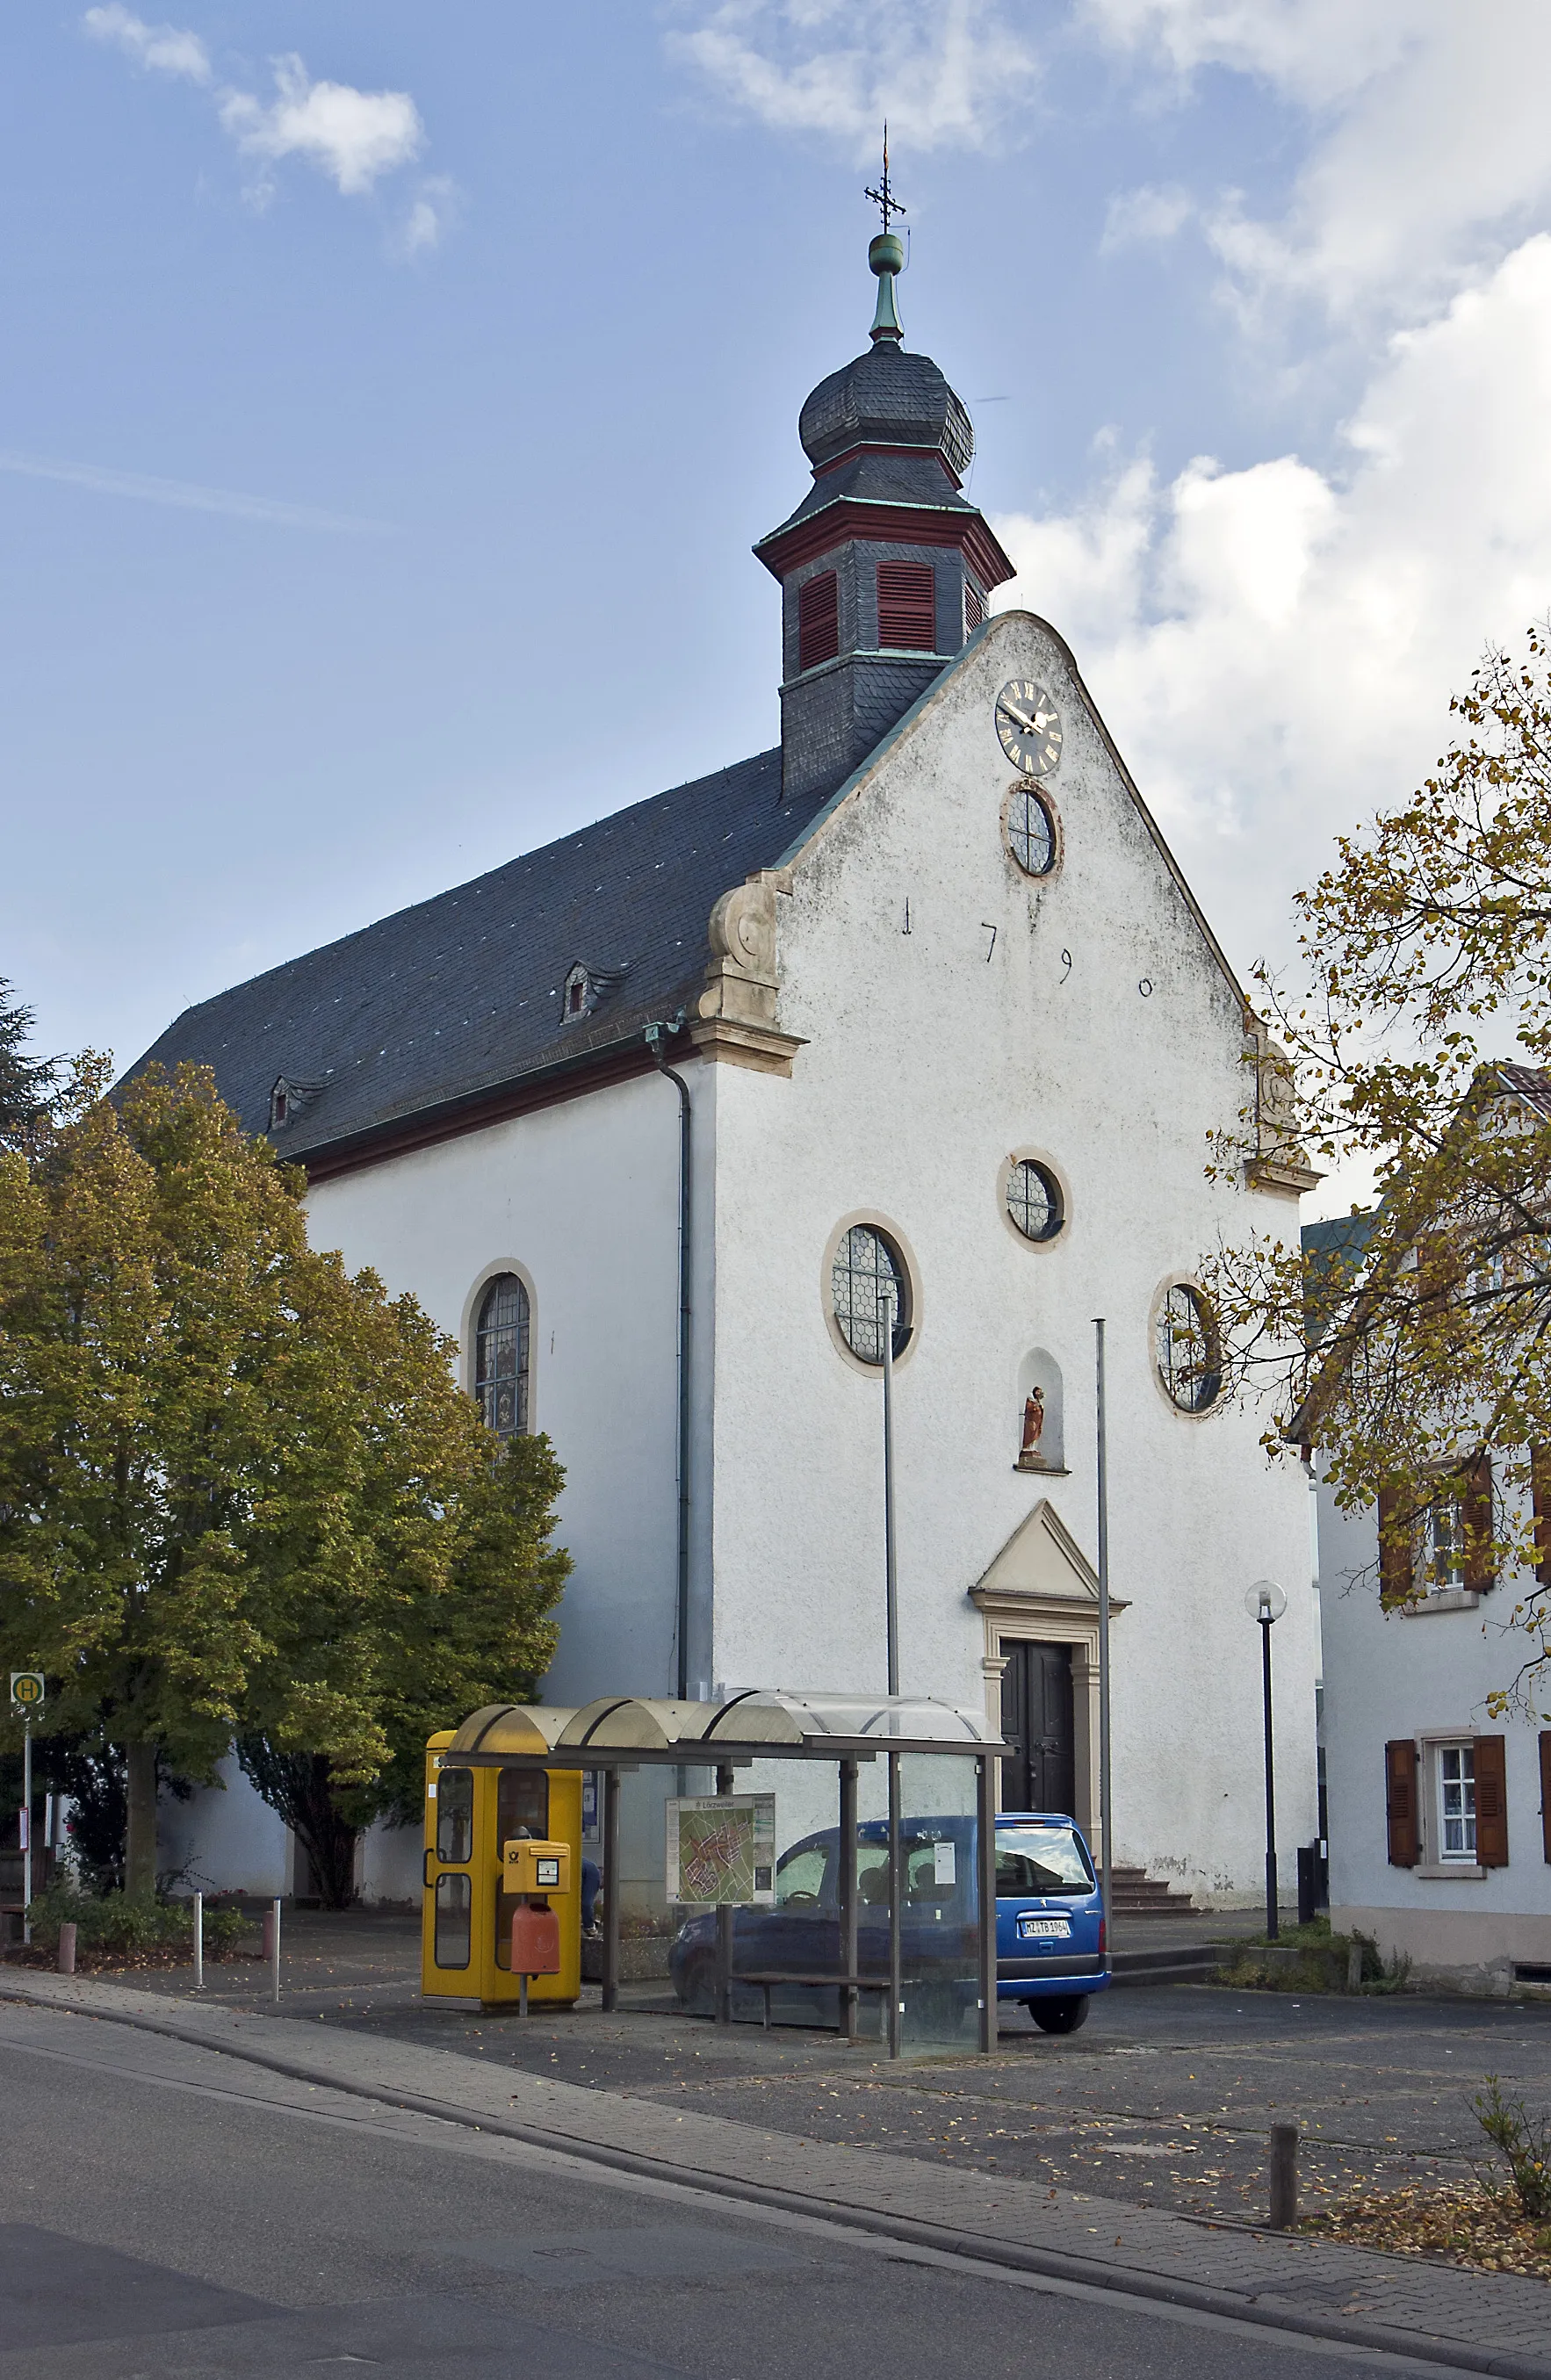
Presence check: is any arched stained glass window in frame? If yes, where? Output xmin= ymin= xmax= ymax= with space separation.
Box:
xmin=831 ymin=1225 xmax=911 ymax=1365
xmin=1155 ymin=1283 xmax=1222 ymax=1414
xmin=1006 ymin=1158 xmax=1064 ymax=1243
xmin=475 ymin=1273 xmax=530 ymax=1437
xmin=1007 ymin=784 xmax=1057 ymax=876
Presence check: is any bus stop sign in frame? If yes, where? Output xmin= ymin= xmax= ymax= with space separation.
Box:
xmin=10 ymin=1673 xmax=44 ymax=1714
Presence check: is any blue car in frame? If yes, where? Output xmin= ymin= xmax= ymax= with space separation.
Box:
xmin=668 ymin=1809 xmax=1107 ymax=2035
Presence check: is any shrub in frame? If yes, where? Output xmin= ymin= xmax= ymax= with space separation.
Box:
xmin=25 ymin=1878 xmax=249 ymax=1960
xmin=1473 ymin=2075 xmax=1551 ymax=2220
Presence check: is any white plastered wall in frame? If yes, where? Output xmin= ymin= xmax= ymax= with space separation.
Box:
xmin=705 ymin=610 xmax=1318 ymax=1901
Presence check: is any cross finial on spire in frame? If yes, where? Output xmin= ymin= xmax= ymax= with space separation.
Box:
xmin=864 ymin=125 xmax=905 ymax=236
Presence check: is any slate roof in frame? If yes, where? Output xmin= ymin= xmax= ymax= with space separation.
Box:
xmin=797 ymin=344 xmax=974 ymax=476
xmin=127 ymin=746 xmax=819 ymax=1171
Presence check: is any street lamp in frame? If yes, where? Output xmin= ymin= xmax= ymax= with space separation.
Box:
xmin=1244 ymin=1580 xmax=1288 ymax=1939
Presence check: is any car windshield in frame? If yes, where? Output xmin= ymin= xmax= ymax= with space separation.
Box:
xmin=996 ymin=1823 xmax=1093 ymax=1897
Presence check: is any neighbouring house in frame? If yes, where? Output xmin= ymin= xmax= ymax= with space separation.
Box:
xmin=1304 ymin=1185 xmax=1551 ymax=1993
xmin=130 ymin=226 xmax=1322 ymax=1913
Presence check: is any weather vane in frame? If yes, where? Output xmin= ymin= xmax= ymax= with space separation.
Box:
xmin=865 ymin=126 xmax=905 ymax=236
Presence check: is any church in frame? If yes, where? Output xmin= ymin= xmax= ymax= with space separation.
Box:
xmin=136 ymin=213 xmax=1321 ymax=1911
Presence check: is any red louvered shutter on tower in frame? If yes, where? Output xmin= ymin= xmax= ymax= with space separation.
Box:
xmin=877 ymin=559 xmax=936 ymax=651
xmin=797 ymin=572 xmax=840 ymax=673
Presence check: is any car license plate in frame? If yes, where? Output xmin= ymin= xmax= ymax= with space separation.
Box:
xmin=1018 ymin=1915 xmax=1071 ymax=1940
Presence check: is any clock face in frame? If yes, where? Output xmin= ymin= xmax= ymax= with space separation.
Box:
xmin=995 ymin=681 xmax=1063 ymax=777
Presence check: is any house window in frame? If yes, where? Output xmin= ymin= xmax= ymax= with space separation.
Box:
xmin=1428 ymin=1493 xmax=1466 ymax=1592
xmin=831 ymin=1224 xmax=911 ymax=1365
xmin=1438 ymin=1744 xmax=1476 ymax=1860
xmin=1006 ymin=1158 xmax=1064 ymax=1243
xmin=964 ymin=581 xmax=986 ymax=632
xmin=1006 ymin=784 xmax=1058 ymax=876
xmin=474 ymin=1273 xmax=530 ymax=1437
xmin=797 ymin=571 xmax=840 ymax=673
xmin=1155 ymin=1283 xmax=1222 ymax=1413
xmin=876 ymin=559 xmax=936 ymax=651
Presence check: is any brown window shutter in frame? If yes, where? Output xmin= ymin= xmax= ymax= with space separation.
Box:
xmin=877 ymin=559 xmax=936 ymax=651
xmin=1461 ymin=1452 xmax=1495 ymax=1591
xmin=797 ymin=572 xmax=840 ymax=673
xmin=1540 ymin=1733 xmax=1551 ymax=1863
xmin=1377 ymin=1486 xmax=1413 ymax=1605
xmin=1384 ymin=1739 xmax=1418 ymax=1865
xmin=1474 ymin=1735 xmax=1509 ymax=1865
xmin=1533 ymin=1448 xmax=1551 ymax=1589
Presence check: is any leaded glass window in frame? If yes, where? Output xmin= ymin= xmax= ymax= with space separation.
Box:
xmin=1007 ymin=785 xmax=1057 ymax=876
xmin=831 ymin=1225 xmax=910 ymax=1365
xmin=475 ymin=1273 xmax=530 ymax=1437
xmin=1155 ymin=1283 xmax=1221 ymax=1413
xmin=1006 ymin=1158 xmax=1064 ymax=1242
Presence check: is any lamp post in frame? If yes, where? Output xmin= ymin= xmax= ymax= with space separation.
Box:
xmin=1245 ymin=1581 xmax=1288 ymax=1939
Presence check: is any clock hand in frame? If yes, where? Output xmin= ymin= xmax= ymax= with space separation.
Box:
xmin=999 ymin=700 xmax=1039 ymax=738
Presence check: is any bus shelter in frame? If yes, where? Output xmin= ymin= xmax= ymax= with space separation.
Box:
xmin=429 ymin=1690 xmax=1010 ymax=2058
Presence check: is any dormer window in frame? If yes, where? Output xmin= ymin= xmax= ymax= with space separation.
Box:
xmin=564 ymin=966 xmax=589 ymax=1020
xmin=798 ymin=571 xmax=840 ymax=673
xmin=270 ymin=1080 xmax=290 ymax=1130
xmin=877 ymin=559 xmax=935 ymax=652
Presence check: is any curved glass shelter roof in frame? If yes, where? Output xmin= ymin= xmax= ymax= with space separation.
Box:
xmin=446 ymin=1691 xmax=1005 ymax=1764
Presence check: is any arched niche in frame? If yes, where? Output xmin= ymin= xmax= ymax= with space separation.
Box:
xmin=1014 ymin=1348 xmax=1064 ymax=1473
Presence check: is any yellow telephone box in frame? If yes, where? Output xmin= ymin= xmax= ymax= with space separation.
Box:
xmin=421 ymin=1706 xmax=582 ymax=2008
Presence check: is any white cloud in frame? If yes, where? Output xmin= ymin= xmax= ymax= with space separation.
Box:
xmin=1086 ymin=3 xmax=1551 ymax=326
xmin=83 ymin=4 xmax=210 ymax=83
xmin=219 ymin=54 xmax=424 ymax=198
xmin=1101 ymin=182 xmax=1193 ymax=252
xmin=398 ymin=175 xmax=461 ymax=259
xmin=0 ymin=450 xmax=386 ymax=531
xmin=668 ymin=0 xmax=1040 ymax=152
xmin=990 ymin=234 xmax=1551 ymax=995
xmin=84 ymin=16 xmax=431 ymax=221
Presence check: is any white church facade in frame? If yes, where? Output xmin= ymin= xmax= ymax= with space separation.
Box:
xmin=140 ymin=227 xmax=1321 ymax=1910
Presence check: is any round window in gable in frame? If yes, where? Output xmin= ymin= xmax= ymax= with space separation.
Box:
xmin=1006 ymin=1158 xmax=1064 ymax=1244
xmin=1154 ymin=1282 xmax=1223 ymax=1415
xmin=831 ymin=1224 xmax=912 ymax=1365
xmin=1006 ymin=783 xmax=1059 ymax=878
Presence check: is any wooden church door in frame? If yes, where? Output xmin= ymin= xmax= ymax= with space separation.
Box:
xmin=999 ymin=1641 xmax=1075 ymax=1816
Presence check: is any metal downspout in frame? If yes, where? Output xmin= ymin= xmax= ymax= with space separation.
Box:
xmin=646 ymin=1018 xmax=692 ymax=1698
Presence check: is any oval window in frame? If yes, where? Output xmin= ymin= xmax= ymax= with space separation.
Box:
xmin=1007 ymin=784 xmax=1057 ymax=877
xmin=1006 ymin=1158 xmax=1064 ymax=1244
xmin=831 ymin=1224 xmax=911 ymax=1365
xmin=1155 ymin=1284 xmax=1222 ymax=1414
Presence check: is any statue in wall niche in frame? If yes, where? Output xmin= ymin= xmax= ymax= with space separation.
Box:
xmin=1016 ymin=1385 xmax=1048 ymax=1471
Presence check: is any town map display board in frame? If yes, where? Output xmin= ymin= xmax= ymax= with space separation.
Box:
xmin=666 ymin=1794 xmax=776 ymax=1906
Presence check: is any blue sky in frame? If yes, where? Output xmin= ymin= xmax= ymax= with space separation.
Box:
xmin=8 ymin=3 xmax=1551 ymax=1146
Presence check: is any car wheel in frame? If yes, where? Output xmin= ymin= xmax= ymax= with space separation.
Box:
xmin=1030 ymin=1994 xmax=1090 ymax=2035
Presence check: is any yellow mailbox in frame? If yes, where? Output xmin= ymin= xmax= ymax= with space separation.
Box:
xmin=421 ymin=1707 xmax=582 ymax=2009
xmin=502 ymin=1838 xmax=573 ymax=1896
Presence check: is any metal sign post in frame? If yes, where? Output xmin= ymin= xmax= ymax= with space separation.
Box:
xmin=11 ymin=1674 xmax=45 ymax=1946
xmin=1093 ymin=1328 xmax=1112 ymax=1950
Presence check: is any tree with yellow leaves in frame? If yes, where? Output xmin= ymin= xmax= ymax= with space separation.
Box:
xmin=0 ymin=1057 xmax=569 ymax=1893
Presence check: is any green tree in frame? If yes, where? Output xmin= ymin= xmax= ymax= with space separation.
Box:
xmin=0 ymin=977 xmax=61 ymax=1150
xmin=0 ymin=1059 xmax=569 ymax=1890
xmin=1202 ymin=627 xmax=1551 ymax=1706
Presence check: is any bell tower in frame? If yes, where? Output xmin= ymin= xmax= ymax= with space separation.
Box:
xmin=756 ymin=151 xmax=1015 ymax=805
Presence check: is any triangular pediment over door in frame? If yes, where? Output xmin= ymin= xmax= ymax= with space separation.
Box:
xmin=970 ymin=1497 xmax=1127 ymax=1616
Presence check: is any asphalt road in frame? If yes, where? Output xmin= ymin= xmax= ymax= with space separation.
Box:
xmin=0 ymin=2004 xmax=1461 ymax=2380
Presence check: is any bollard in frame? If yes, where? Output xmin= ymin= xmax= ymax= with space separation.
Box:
xmin=1269 ymin=2121 xmax=1299 ymax=2229
xmin=264 ymin=1898 xmax=281 ymax=2002
xmin=1346 ymin=1940 xmax=1363 ymax=1992
xmin=56 ymin=1922 xmax=76 ymax=1976
xmin=192 ymin=1891 xmax=203 ymax=1989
